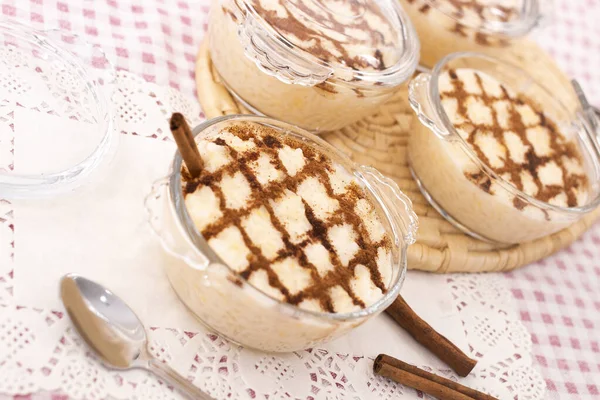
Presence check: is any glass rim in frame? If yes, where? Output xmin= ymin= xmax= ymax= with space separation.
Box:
xmin=419 ymin=0 xmax=542 ymax=37
xmin=168 ymin=114 xmax=409 ymax=322
xmin=233 ymin=0 xmax=420 ymax=88
xmin=428 ymin=51 xmax=600 ymax=215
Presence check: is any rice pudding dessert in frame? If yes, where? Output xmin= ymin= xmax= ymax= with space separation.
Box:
xmin=409 ymin=68 xmax=590 ymax=243
xmin=208 ymin=0 xmax=419 ymax=131
xmin=160 ymin=118 xmax=412 ymax=352
xmin=400 ymin=0 xmax=540 ymax=67
xmin=182 ymin=121 xmax=393 ymax=312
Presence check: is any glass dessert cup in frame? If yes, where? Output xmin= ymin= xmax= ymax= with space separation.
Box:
xmin=408 ymin=53 xmax=600 ymax=245
xmin=399 ymin=0 xmax=544 ymax=68
xmin=145 ymin=115 xmax=418 ymax=352
xmin=0 ymin=21 xmax=116 ymax=198
xmin=207 ymin=0 xmax=419 ymax=132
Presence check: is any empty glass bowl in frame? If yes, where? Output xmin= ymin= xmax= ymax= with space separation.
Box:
xmin=0 ymin=21 xmax=116 ymax=199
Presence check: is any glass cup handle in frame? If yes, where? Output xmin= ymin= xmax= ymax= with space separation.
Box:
xmin=360 ymin=166 xmax=418 ymax=246
xmin=572 ymin=79 xmax=600 ymax=161
xmin=408 ymin=73 xmax=451 ymax=140
xmin=237 ymin=12 xmax=333 ymax=86
xmin=144 ymin=177 xmax=210 ymax=271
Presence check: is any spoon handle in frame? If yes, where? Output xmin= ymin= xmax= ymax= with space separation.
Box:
xmin=147 ymin=358 xmax=215 ymax=400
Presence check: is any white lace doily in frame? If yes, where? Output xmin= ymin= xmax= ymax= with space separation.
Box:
xmin=0 ymin=70 xmax=545 ymax=400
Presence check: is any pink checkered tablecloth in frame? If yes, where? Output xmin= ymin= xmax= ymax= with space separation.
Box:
xmin=0 ymin=0 xmax=599 ymax=398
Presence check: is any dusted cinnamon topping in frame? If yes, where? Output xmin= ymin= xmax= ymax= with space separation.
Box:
xmin=439 ymin=68 xmax=589 ymax=208
xmin=182 ymin=121 xmax=392 ymax=313
xmin=229 ymin=0 xmax=401 ymax=72
xmin=407 ymin=0 xmax=519 ymax=23
xmin=406 ymin=0 xmax=518 ymax=45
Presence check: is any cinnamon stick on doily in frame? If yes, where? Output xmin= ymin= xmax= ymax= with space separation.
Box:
xmin=374 ymin=354 xmax=497 ymax=400
xmin=386 ymin=296 xmax=477 ymax=377
xmin=170 ymin=112 xmax=203 ymax=178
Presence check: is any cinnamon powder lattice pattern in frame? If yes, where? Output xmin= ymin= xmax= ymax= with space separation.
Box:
xmin=245 ymin=0 xmax=399 ymax=71
xmin=182 ymin=122 xmax=392 ymax=313
xmin=440 ymin=68 xmax=589 ymax=208
xmin=405 ymin=0 xmax=518 ymax=45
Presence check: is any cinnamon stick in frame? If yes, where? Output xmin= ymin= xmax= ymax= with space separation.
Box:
xmin=170 ymin=113 xmax=203 ymax=178
xmin=386 ymin=296 xmax=477 ymax=377
xmin=374 ymin=355 xmax=497 ymax=400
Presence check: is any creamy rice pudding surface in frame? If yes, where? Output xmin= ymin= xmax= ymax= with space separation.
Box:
xmin=208 ymin=0 xmax=418 ymax=131
xmin=400 ymin=0 xmax=538 ymax=67
xmin=409 ymin=68 xmax=590 ymax=243
xmin=182 ymin=121 xmax=393 ymax=312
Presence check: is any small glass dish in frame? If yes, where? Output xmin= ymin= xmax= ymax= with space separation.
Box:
xmin=0 ymin=21 xmax=116 ymax=199
xmin=145 ymin=115 xmax=418 ymax=352
xmin=408 ymin=52 xmax=600 ymax=244
xmin=400 ymin=0 xmax=546 ymax=68
xmin=207 ymin=0 xmax=419 ymax=132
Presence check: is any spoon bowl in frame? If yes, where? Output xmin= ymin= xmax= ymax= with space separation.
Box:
xmin=60 ymin=275 xmax=146 ymax=369
xmin=60 ymin=274 xmax=214 ymax=399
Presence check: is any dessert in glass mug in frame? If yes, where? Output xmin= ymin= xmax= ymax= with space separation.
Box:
xmin=208 ymin=0 xmax=419 ymax=132
xmin=408 ymin=52 xmax=600 ymax=244
xmin=145 ymin=115 xmax=418 ymax=352
xmin=399 ymin=0 xmax=545 ymax=68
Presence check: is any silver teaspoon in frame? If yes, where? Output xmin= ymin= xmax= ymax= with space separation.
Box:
xmin=60 ymin=274 xmax=215 ymax=400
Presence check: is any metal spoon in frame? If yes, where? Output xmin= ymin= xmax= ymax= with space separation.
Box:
xmin=60 ymin=274 xmax=215 ymax=400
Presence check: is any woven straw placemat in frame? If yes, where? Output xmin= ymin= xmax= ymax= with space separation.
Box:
xmin=195 ymin=40 xmax=600 ymax=273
